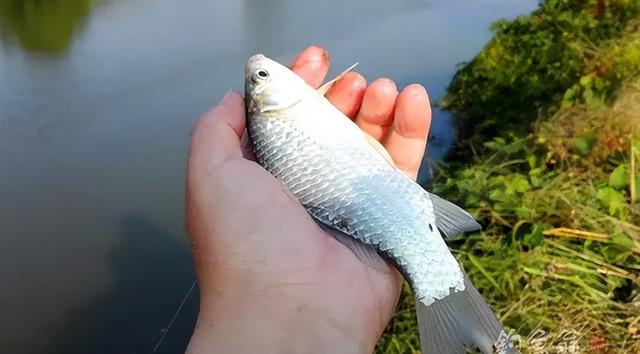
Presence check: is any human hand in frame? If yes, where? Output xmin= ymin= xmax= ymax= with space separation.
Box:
xmin=185 ymin=46 xmax=432 ymax=354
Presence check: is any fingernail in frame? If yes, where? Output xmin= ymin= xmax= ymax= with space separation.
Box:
xmin=311 ymin=45 xmax=330 ymax=66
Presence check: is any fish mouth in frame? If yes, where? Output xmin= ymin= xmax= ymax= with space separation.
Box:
xmin=248 ymin=53 xmax=266 ymax=65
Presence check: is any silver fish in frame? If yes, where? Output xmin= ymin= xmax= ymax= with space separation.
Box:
xmin=244 ymin=54 xmax=517 ymax=354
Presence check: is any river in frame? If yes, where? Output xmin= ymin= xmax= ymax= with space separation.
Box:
xmin=0 ymin=1 xmax=537 ymax=353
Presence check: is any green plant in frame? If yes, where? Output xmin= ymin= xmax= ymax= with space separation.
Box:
xmin=441 ymin=0 xmax=640 ymax=146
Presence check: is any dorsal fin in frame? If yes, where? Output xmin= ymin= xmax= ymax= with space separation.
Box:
xmin=317 ymin=62 xmax=359 ymax=96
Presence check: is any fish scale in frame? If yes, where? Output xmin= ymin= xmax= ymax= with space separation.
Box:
xmin=248 ymin=110 xmax=465 ymax=305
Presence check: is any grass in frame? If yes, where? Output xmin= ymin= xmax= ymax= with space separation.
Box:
xmin=377 ymin=83 xmax=640 ymax=354
xmin=376 ymin=1 xmax=640 ymax=352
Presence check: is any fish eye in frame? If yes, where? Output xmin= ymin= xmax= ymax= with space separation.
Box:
xmin=251 ymin=69 xmax=270 ymax=84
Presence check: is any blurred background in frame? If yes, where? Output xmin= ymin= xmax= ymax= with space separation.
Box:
xmin=2 ymin=0 xmax=639 ymax=353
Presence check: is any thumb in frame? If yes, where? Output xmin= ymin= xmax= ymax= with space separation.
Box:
xmin=186 ymin=90 xmax=246 ymax=282
xmin=189 ymin=90 xmax=246 ymax=169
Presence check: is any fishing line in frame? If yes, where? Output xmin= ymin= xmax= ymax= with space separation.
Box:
xmin=153 ymin=279 xmax=198 ymax=353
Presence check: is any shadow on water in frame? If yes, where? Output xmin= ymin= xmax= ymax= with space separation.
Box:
xmin=0 ymin=0 xmax=94 ymax=54
xmin=47 ymin=215 xmax=198 ymax=354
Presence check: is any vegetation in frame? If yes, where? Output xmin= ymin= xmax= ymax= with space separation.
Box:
xmin=378 ymin=1 xmax=640 ymax=353
xmin=441 ymin=0 xmax=639 ymax=146
xmin=0 ymin=0 xmax=94 ymax=54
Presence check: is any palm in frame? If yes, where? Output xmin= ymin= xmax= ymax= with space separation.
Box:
xmin=207 ymin=156 xmax=400 ymax=347
xmin=186 ymin=46 xmax=432 ymax=353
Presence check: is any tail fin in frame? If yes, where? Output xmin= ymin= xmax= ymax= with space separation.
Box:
xmin=416 ymin=271 xmax=518 ymax=354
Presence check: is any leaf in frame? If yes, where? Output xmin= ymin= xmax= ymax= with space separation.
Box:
xmin=529 ymin=168 xmax=545 ymax=187
xmin=611 ymin=233 xmax=634 ymax=251
xmin=523 ymin=223 xmax=550 ymax=247
xmin=563 ymin=86 xmax=578 ymax=102
xmin=579 ymin=74 xmax=593 ymax=85
xmin=489 ymin=188 xmax=507 ymax=202
xmin=596 ymin=187 xmax=627 ymax=216
xmin=527 ymin=154 xmax=538 ymax=169
xmin=506 ymin=174 xmax=531 ymax=194
xmin=515 ymin=206 xmax=536 ymax=219
xmin=572 ymin=135 xmax=597 ymax=155
xmin=503 ymin=139 xmax=525 ymax=154
xmin=606 ymin=274 xmax=627 ymax=291
xmin=608 ymin=164 xmax=629 ymax=190
xmin=483 ymin=137 xmax=506 ymax=151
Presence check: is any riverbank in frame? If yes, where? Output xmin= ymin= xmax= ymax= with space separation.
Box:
xmin=378 ymin=1 xmax=640 ymax=353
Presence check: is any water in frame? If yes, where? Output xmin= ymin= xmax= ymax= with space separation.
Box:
xmin=0 ymin=1 xmax=538 ymax=353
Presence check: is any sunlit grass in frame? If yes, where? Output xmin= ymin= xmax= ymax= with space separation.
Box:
xmin=377 ymin=2 xmax=640 ymax=353
xmin=376 ymin=75 xmax=640 ymax=354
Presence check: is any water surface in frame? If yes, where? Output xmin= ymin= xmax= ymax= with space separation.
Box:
xmin=0 ymin=1 xmax=537 ymax=353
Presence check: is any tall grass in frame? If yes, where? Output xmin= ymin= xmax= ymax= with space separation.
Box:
xmin=377 ymin=1 xmax=640 ymax=352
xmin=377 ymin=83 xmax=640 ymax=353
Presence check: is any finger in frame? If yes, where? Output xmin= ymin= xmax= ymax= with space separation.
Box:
xmin=354 ymin=79 xmax=398 ymax=140
xmin=383 ymin=84 xmax=431 ymax=181
xmin=189 ymin=91 xmax=246 ymax=171
xmin=187 ymin=91 xmax=245 ymax=254
xmin=364 ymin=132 xmax=394 ymax=165
xmin=325 ymin=72 xmax=366 ymax=118
xmin=290 ymin=46 xmax=330 ymax=88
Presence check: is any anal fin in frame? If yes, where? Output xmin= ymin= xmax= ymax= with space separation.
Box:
xmin=429 ymin=192 xmax=482 ymax=240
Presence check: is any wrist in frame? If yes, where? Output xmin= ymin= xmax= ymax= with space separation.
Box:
xmin=186 ymin=284 xmax=374 ymax=354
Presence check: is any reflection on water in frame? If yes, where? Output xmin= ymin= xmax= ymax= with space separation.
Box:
xmin=0 ymin=0 xmax=93 ymax=54
xmin=0 ymin=0 xmax=539 ymax=353
xmin=46 ymin=215 xmax=197 ymax=354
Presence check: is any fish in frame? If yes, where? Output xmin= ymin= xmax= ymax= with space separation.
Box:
xmin=244 ymin=53 xmax=518 ymax=354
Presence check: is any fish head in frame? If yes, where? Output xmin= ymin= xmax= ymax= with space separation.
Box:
xmin=245 ymin=54 xmax=310 ymax=115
